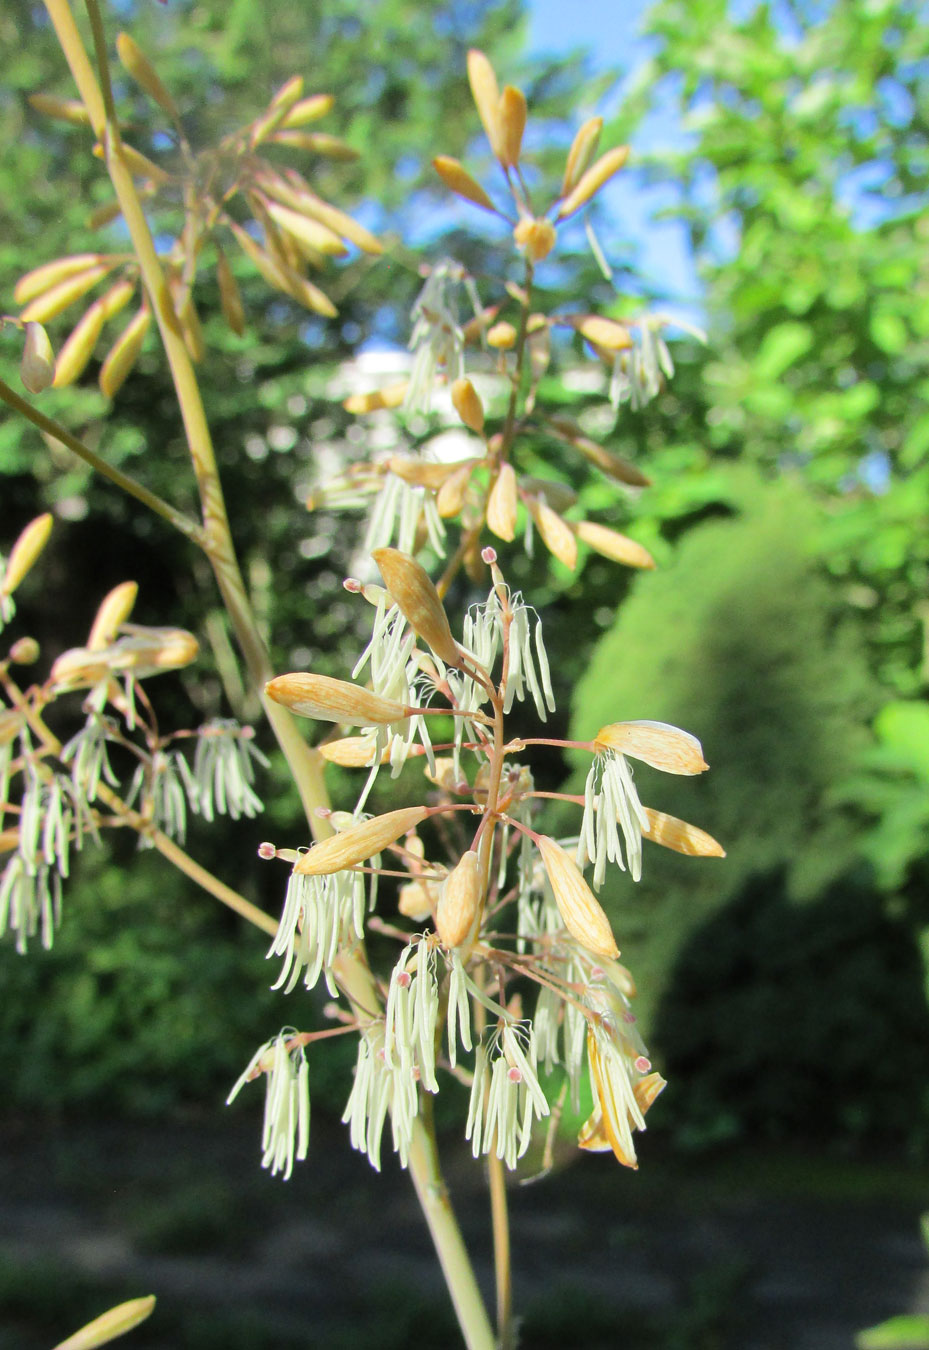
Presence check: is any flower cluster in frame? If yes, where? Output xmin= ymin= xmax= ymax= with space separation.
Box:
xmin=0 ymin=518 xmax=267 ymax=950
xmin=236 ymin=547 xmax=724 ymax=1178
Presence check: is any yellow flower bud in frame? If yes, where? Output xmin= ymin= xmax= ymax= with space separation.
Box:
xmin=486 ymin=462 xmax=518 ymax=542
xmin=116 ymin=32 xmax=179 ymax=120
xmin=561 ymin=117 xmax=603 ymax=197
xmin=498 ymin=85 xmax=527 ymax=167
xmin=450 ymin=378 xmax=485 ymax=434
xmin=2 ymin=514 xmax=53 ymax=596
xmin=53 ymin=1295 xmax=156 ymax=1350
xmin=487 ymin=321 xmax=517 ymax=350
xmin=87 ymin=581 xmax=139 ymax=650
xmin=513 ymin=216 xmax=556 ymax=262
xmin=432 ymin=156 xmax=498 ymax=214
xmin=467 ymin=49 xmax=502 ymax=159
xmin=556 ymin=146 xmax=629 ymax=221
xmin=99 ymin=308 xmax=150 ymax=398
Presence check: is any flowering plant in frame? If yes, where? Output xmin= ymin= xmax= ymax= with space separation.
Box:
xmin=1 ymin=15 xmax=722 ymax=1349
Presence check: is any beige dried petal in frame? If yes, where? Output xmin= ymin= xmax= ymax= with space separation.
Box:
xmin=423 ymin=757 xmax=466 ymax=790
xmin=520 ymin=477 xmax=576 ymax=514
xmin=280 ymin=93 xmax=335 ymax=127
xmin=318 ymin=736 xmax=387 ymax=767
xmin=372 ymin=548 xmax=460 ymax=666
xmin=593 ymin=721 xmax=708 ymax=774
xmin=265 ymin=201 xmax=349 ymax=257
xmin=556 ymin=145 xmax=630 ymax=221
xmin=2 ymin=513 xmax=53 ymax=596
xmin=266 ymin=673 xmax=408 ymax=725
xmin=87 ymin=582 xmax=138 ymax=651
xmin=436 ymin=462 xmax=475 ymax=518
xmin=467 ymin=49 xmax=502 ymax=158
xmin=53 ymin=1295 xmax=156 ymax=1350
xmin=99 ymin=308 xmax=150 ymax=398
xmin=450 ymin=378 xmax=485 ymax=434
xmin=642 ymin=807 xmax=725 ymax=857
xmin=116 ymin=32 xmax=179 ymax=119
xmin=344 ymin=382 xmax=408 ymax=414
xmin=216 ymin=248 xmax=245 ymax=337
xmin=561 ymin=116 xmax=603 ymax=196
xmin=19 ymin=263 xmax=114 ymax=324
xmin=486 ymin=462 xmax=518 ymax=542
xmin=432 ymin=156 xmax=498 ymax=214
xmin=28 ymin=93 xmax=90 ymax=126
xmin=498 ymin=85 xmax=527 ymax=167
xmin=574 ymin=520 xmax=655 ymax=570
xmin=530 ymin=498 xmax=577 ymax=570
xmin=436 ymin=849 xmax=482 ymax=948
xmin=537 ymin=835 xmax=619 ymax=958
xmin=271 ymin=131 xmax=358 ymax=160
xmin=294 ymin=806 xmax=429 ymax=875
xmin=634 ymin=1070 xmax=667 ymax=1115
xmin=15 ymin=254 xmax=108 ymax=306
xmin=389 ymin=456 xmax=479 ymax=490
xmin=111 ymin=625 xmax=199 ymax=674
xmin=547 ymin=416 xmax=651 ymax=488
xmin=20 ymin=323 xmax=54 ymax=394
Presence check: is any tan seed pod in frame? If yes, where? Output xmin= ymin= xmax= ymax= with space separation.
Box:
xmin=487 ymin=321 xmax=517 ymax=350
xmin=20 ymin=323 xmax=54 ymax=394
xmin=267 ymin=672 xmax=408 ymax=725
xmin=537 ymin=835 xmax=619 ymax=958
xmin=2 ymin=513 xmax=53 ymax=596
xmin=436 ymin=849 xmax=482 ymax=948
xmin=561 ymin=116 xmax=603 ymax=197
xmin=15 ymin=254 xmax=107 ymax=306
xmin=86 ymin=200 xmax=124 ymax=230
xmin=567 ymin=314 xmax=633 ymax=351
xmin=642 ymin=807 xmax=725 ymax=857
xmin=574 ymin=520 xmax=655 ymax=570
xmin=432 ymin=156 xmax=498 ymax=214
xmin=294 ymin=806 xmax=429 ymax=875
xmin=265 ymin=201 xmax=349 ymax=257
xmin=556 ymin=145 xmax=630 ymax=221
xmin=486 ymin=462 xmax=518 ymax=542
xmin=593 ymin=720 xmax=708 ymax=774
xmin=93 ymin=141 xmax=171 ymax=185
xmin=498 ymin=85 xmax=527 ymax=167
xmin=279 ymin=93 xmax=335 ymax=127
xmin=436 ymin=462 xmax=475 ymax=518
xmin=87 ymin=581 xmax=138 ymax=650
xmin=28 ymin=93 xmax=90 ymax=126
xmin=547 ymin=416 xmax=651 ymax=488
xmin=99 ymin=308 xmax=150 ymax=398
xmin=450 ymin=377 xmax=485 ymax=434
xmin=317 ymin=736 xmax=387 ymax=767
xmin=343 ymin=382 xmax=409 ymax=414
xmin=372 ymin=548 xmax=461 ymax=667
xmin=216 ymin=248 xmax=245 ymax=337
xmin=529 ymin=498 xmax=577 ymax=570
xmin=52 ymin=1295 xmax=156 ymax=1350
xmin=513 ymin=216 xmax=556 ymax=262
xmin=519 ymin=477 xmax=576 ymax=514
xmin=388 ymin=456 xmax=478 ymax=490
xmin=116 ymin=32 xmax=179 ymax=120
xmin=467 ymin=49 xmax=502 ymax=159
xmin=19 ymin=263 xmax=113 ymax=324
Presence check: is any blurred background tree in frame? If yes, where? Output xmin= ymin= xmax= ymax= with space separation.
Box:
xmin=3 ymin=0 xmax=929 ymax=1162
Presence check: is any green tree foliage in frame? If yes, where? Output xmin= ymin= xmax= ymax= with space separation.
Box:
xmin=568 ymin=474 xmax=879 ymax=1028
xmin=625 ymin=0 xmax=929 ymax=698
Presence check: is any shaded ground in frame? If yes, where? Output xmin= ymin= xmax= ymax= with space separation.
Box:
xmin=1 ymin=1114 xmax=928 ymax=1349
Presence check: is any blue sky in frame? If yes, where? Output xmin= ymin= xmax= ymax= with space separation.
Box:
xmin=526 ymin=0 xmax=703 ymax=319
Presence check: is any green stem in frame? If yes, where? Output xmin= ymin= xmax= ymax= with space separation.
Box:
xmin=0 ymin=378 xmax=203 ymax=545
